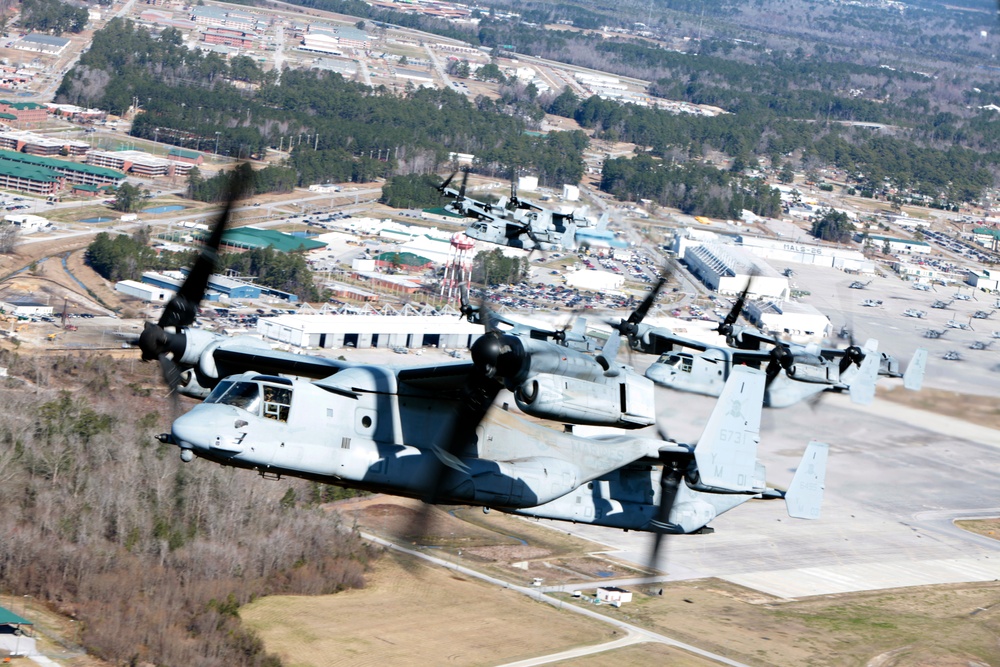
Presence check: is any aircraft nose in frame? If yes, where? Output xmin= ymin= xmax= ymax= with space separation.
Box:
xmin=172 ymin=404 xmax=242 ymax=453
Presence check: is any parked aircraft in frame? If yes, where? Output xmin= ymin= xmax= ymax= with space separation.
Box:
xmin=969 ymin=340 xmax=993 ymax=350
xmin=972 ymin=309 xmax=995 ymax=320
xmin=931 ymin=299 xmax=953 ymax=309
xmin=849 ymin=280 xmax=872 ymax=289
xmin=946 ymin=319 xmax=974 ymax=331
xmin=903 ymin=309 xmax=927 ymax=319
xmin=943 ymin=350 xmax=963 ymax=361
xmin=861 ymin=299 xmax=883 ymax=307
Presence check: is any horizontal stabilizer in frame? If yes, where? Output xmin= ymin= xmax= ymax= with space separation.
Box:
xmin=848 ymin=339 xmax=879 ymax=405
xmin=785 ymin=441 xmax=829 ymax=519
xmin=694 ymin=366 xmax=764 ymax=491
xmin=903 ymin=348 xmax=927 ymax=391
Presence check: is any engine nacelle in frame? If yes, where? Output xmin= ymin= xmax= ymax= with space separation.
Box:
xmin=786 ymin=362 xmax=838 ymax=385
xmin=514 ymin=372 xmax=655 ymax=429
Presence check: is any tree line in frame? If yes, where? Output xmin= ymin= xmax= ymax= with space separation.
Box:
xmin=20 ymin=0 xmax=88 ymax=34
xmin=0 ymin=353 xmax=377 ymax=666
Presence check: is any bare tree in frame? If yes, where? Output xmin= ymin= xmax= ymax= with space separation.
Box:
xmin=0 ymin=223 xmax=18 ymax=254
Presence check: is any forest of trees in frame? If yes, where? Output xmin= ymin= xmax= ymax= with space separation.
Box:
xmin=186 ymin=164 xmax=297 ymax=203
xmin=0 ymin=353 xmax=376 ymax=666
xmin=811 ymin=208 xmax=855 ymax=243
xmin=20 ymin=0 xmax=88 ymax=33
xmin=472 ymin=248 xmax=528 ymax=285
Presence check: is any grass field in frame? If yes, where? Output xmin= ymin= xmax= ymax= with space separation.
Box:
xmin=554 ymin=579 xmax=1000 ymax=666
xmin=241 ymin=554 xmax=619 ymax=667
xmin=956 ymin=518 xmax=1000 ymax=540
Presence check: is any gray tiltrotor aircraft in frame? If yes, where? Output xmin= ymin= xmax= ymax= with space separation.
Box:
xmin=615 ymin=281 xmax=926 ymax=408
xmin=132 ymin=186 xmax=828 ymax=563
xmin=437 ymin=170 xmax=601 ymax=251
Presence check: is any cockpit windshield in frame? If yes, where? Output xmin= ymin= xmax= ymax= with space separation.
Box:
xmin=204 ymin=380 xmax=293 ymax=421
xmin=205 ymin=381 xmax=261 ymax=414
xmin=656 ymin=353 xmax=692 ymax=373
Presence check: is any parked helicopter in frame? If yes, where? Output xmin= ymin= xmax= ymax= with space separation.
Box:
xmin=609 ymin=282 xmax=926 ymax=407
xmin=135 ymin=184 xmax=828 ymax=549
xmin=849 ymin=280 xmax=872 ymax=289
xmin=972 ymin=309 xmax=995 ymax=320
xmin=943 ymin=350 xmax=963 ymax=361
xmin=437 ymin=170 xmax=600 ymax=251
xmin=946 ymin=319 xmax=974 ymax=331
xmin=923 ymin=328 xmax=947 ymax=339
xmin=861 ymin=299 xmax=883 ymax=307
xmin=969 ymin=340 xmax=993 ymax=350
xmin=903 ymin=309 xmax=927 ymax=319
xmin=912 ymin=283 xmax=933 ymax=292
xmin=931 ymin=299 xmax=953 ymax=309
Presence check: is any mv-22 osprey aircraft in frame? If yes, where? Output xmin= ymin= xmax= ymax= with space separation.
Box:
xmin=136 ymin=185 xmax=828 ymax=554
xmin=437 ymin=170 xmax=605 ymax=251
xmin=610 ymin=280 xmax=927 ymax=408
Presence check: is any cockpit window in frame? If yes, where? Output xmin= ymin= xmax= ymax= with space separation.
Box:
xmin=262 ymin=385 xmax=292 ymax=422
xmin=657 ymin=354 xmax=692 ymax=372
xmin=206 ymin=381 xmax=261 ymax=414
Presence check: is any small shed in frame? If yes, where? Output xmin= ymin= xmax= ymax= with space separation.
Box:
xmin=596 ymin=586 xmax=633 ymax=604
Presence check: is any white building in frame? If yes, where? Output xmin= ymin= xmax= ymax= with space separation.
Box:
xmin=518 ymin=175 xmax=538 ymax=192
xmin=596 ymin=587 xmax=632 ymax=605
xmin=256 ymin=314 xmax=483 ymax=349
xmin=744 ymin=300 xmax=831 ymax=342
xmin=115 ymin=280 xmax=171 ymax=302
xmin=4 ymin=214 xmax=47 ymax=233
xmin=0 ymin=297 xmax=53 ymax=317
xmin=683 ymin=243 xmax=789 ymax=301
xmin=967 ymin=269 xmax=1000 ymax=293
xmin=738 ymin=235 xmax=874 ymax=273
xmin=562 ymin=184 xmax=580 ymax=201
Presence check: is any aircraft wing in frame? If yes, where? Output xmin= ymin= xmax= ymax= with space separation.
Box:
xmin=212 ymin=344 xmax=355 ymax=380
xmin=640 ymin=326 xmax=713 ymax=354
xmin=396 ymin=361 xmax=479 ymax=393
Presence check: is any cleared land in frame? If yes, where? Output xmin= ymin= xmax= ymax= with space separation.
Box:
xmin=240 ymin=554 xmax=619 ymax=667
xmin=956 ymin=518 xmax=1000 ymax=540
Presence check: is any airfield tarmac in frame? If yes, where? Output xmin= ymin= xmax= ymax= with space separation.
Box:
xmin=535 ymin=383 xmax=1000 ymax=599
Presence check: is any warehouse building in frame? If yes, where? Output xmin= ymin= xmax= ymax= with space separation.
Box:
xmin=966 ymin=269 xmax=1000 ymax=292
xmin=257 ymin=313 xmax=482 ymax=349
xmin=683 ymin=242 xmax=790 ymax=301
xmin=0 ymin=297 xmax=54 ymax=318
xmin=11 ymin=34 xmax=70 ymax=56
xmin=744 ymin=300 xmax=831 ymax=342
xmin=115 ymin=279 xmax=172 ymax=302
xmin=738 ymin=235 xmax=874 ymax=273
xmin=218 ymin=227 xmax=326 ymax=252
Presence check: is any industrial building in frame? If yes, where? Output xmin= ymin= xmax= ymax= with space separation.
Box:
xmin=565 ymin=269 xmax=625 ymax=292
xmin=11 ymin=34 xmax=70 ymax=56
xmin=257 ymin=313 xmax=482 ymax=349
xmin=300 ymin=26 xmax=370 ymax=54
xmin=115 ymin=280 xmax=172 ymax=302
xmin=682 ymin=242 xmax=790 ymax=300
xmin=738 ymin=235 xmax=874 ymax=273
xmin=0 ymin=297 xmax=54 ymax=318
xmin=4 ymin=214 xmax=47 ymax=232
xmin=966 ymin=269 xmax=1000 ymax=292
xmin=142 ymin=270 xmax=299 ymax=303
xmin=744 ymin=300 xmax=831 ymax=342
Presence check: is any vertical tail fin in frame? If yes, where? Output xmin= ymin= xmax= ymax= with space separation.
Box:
xmin=785 ymin=441 xmax=829 ymax=519
xmin=694 ymin=366 xmax=764 ymax=491
xmin=848 ymin=339 xmax=879 ymax=405
xmin=903 ymin=348 xmax=927 ymax=391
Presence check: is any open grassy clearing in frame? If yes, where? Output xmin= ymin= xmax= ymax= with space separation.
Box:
xmin=240 ymin=553 xmax=618 ymax=667
xmin=554 ymin=579 xmax=1000 ymax=666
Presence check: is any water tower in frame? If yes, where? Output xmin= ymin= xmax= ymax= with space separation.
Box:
xmin=440 ymin=232 xmax=475 ymax=302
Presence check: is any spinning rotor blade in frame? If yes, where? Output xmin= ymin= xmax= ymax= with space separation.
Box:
xmin=609 ymin=264 xmax=672 ymax=343
xmin=437 ymin=171 xmax=457 ymax=194
xmin=715 ymin=279 xmax=752 ymax=339
xmin=137 ymin=166 xmax=251 ymax=392
xmin=459 ymin=168 xmax=470 ymax=200
xmin=764 ymin=335 xmax=795 ymax=388
xmin=647 ymin=462 xmax=683 ymax=573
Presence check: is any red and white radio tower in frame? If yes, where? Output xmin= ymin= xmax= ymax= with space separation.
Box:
xmin=440 ymin=232 xmax=475 ymax=302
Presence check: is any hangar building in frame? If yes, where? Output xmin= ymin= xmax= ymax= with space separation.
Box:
xmin=682 ymin=242 xmax=789 ymax=301
xmin=257 ymin=313 xmax=482 ymax=350
xmin=744 ymin=300 xmax=831 ymax=342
